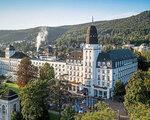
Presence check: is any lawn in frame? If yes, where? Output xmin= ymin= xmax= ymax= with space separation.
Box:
xmin=49 ymin=110 xmax=59 ymax=120
xmin=3 ymin=82 xmax=19 ymax=94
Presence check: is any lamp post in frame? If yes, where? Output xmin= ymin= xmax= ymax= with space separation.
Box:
xmin=118 ymin=109 xmax=120 ymax=120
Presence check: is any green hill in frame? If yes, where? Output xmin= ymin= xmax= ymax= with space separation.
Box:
xmin=55 ymin=11 xmax=150 ymax=48
xmin=0 ymin=11 xmax=150 ymax=50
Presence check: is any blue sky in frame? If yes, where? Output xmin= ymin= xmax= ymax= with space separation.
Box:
xmin=0 ymin=0 xmax=150 ymax=29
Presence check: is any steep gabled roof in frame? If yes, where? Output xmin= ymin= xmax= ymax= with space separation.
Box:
xmin=10 ymin=52 xmax=27 ymax=59
xmin=97 ymin=49 xmax=136 ymax=62
xmin=7 ymin=45 xmax=15 ymax=51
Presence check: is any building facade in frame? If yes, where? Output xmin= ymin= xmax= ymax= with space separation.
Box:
xmin=0 ymin=90 xmax=20 ymax=120
xmin=0 ymin=25 xmax=138 ymax=99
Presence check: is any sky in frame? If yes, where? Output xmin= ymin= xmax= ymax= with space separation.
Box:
xmin=0 ymin=0 xmax=150 ymax=30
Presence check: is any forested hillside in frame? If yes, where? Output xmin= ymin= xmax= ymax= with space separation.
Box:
xmin=56 ymin=11 xmax=150 ymax=48
xmin=0 ymin=11 xmax=149 ymax=50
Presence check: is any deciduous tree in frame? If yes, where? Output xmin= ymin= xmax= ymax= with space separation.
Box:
xmin=20 ymin=80 xmax=49 ymax=120
xmin=39 ymin=62 xmax=55 ymax=80
xmin=61 ymin=106 xmax=75 ymax=120
xmin=113 ymin=80 xmax=125 ymax=101
xmin=17 ymin=57 xmax=38 ymax=87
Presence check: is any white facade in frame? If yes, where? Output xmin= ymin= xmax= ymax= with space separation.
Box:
xmin=0 ymin=25 xmax=138 ymax=99
xmin=0 ymin=94 xmax=20 ymax=120
xmin=5 ymin=45 xmax=15 ymax=59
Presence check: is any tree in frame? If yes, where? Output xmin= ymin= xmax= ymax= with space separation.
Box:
xmin=17 ymin=57 xmax=38 ymax=87
xmin=39 ymin=62 xmax=55 ymax=80
xmin=124 ymin=71 xmax=150 ymax=119
xmin=61 ymin=106 xmax=76 ymax=120
xmin=20 ymin=79 xmax=49 ymax=120
xmin=124 ymin=71 xmax=147 ymax=107
xmin=11 ymin=111 xmax=23 ymax=120
xmin=113 ymin=80 xmax=125 ymax=101
xmin=128 ymin=103 xmax=150 ymax=120
xmin=49 ymin=78 xmax=72 ymax=120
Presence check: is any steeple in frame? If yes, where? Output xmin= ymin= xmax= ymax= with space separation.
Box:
xmin=86 ymin=25 xmax=98 ymax=44
xmin=92 ymin=16 xmax=94 ymax=25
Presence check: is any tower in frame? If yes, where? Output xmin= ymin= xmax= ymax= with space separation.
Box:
xmin=83 ymin=25 xmax=101 ymax=96
xmin=0 ymin=90 xmax=20 ymax=120
xmin=5 ymin=45 xmax=15 ymax=58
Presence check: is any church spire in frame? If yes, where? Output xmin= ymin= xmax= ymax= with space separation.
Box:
xmin=92 ymin=16 xmax=94 ymax=25
xmin=86 ymin=24 xmax=98 ymax=44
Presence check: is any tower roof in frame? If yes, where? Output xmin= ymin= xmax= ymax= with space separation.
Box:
xmin=7 ymin=45 xmax=15 ymax=51
xmin=86 ymin=25 xmax=98 ymax=44
xmin=0 ymin=90 xmax=18 ymax=101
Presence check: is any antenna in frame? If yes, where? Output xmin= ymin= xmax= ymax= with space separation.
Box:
xmin=92 ymin=16 xmax=94 ymax=25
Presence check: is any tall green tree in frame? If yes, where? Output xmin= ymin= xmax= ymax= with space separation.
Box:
xmin=124 ymin=71 xmax=147 ymax=106
xmin=113 ymin=80 xmax=125 ymax=101
xmin=39 ymin=62 xmax=55 ymax=80
xmin=61 ymin=106 xmax=76 ymax=120
xmin=128 ymin=103 xmax=150 ymax=120
xmin=49 ymin=78 xmax=72 ymax=119
xmin=11 ymin=111 xmax=23 ymax=120
xmin=17 ymin=57 xmax=38 ymax=87
xmin=20 ymin=80 xmax=49 ymax=120
xmin=124 ymin=70 xmax=150 ymax=119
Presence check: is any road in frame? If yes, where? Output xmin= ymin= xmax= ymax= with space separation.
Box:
xmin=104 ymin=99 xmax=129 ymax=120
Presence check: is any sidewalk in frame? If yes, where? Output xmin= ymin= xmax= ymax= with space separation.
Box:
xmin=104 ymin=99 xmax=129 ymax=120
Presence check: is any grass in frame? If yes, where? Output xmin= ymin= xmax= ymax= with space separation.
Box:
xmin=49 ymin=110 xmax=59 ymax=120
xmin=3 ymin=82 xmax=19 ymax=94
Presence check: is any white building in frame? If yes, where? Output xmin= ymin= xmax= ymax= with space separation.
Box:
xmin=0 ymin=25 xmax=138 ymax=99
xmin=122 ymin=43 xmax=150 ymax=52
xmin=0 ymin=90 xmax=20 ymax=120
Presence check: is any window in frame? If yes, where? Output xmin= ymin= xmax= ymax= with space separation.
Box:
xmin=89 ymin=68 xmax=91 ymax=73
xmin=102 ymin=75 xmax=105 ymax=80
xmin=81 ymin=73 xmax=83 ymax=77
xmin=94 ymin=89 xmax=98 ymax=97
xmin=104 ymin=91 xmax=107 ymax=98
xmin=102 ymin=82 xmax=105 ymax=86
xmin=102 ymin=70 xmax=105 ymax=74
xmin=69 ymin=86 xmax=72 ymax=91
xmin=73 ymin=86 xmax=76 ymax=91
xmin=107 ymin=70 xmax=110 ymax=74
xmin=85 ymin=74 xmax=87 ymax=78
xmin=2 ymin=105 xmax=5 ymax=114
xmin=107 ymin=76 xmax=110 ymax=81
xmin=99 ymin=91 xmax=102 ymax=96
xmin=13 ymin=104 xmax=17 ymax=112
xmin=107 ymin=83 xmax=110 ymax=87
xmin=98 ymin=75 xmax=100 ymax=80
xmin=89 ymin=62 xmax=91 ymax=66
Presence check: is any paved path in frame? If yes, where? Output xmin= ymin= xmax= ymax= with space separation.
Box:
xmin=104 ymin=99 xmax=129 ymax=120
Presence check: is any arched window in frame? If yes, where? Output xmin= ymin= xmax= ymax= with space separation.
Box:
xmin=2 ymin=105 xmax=6 ymax=114
xmin=13 ymin=104 xmax=17 ymax=112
